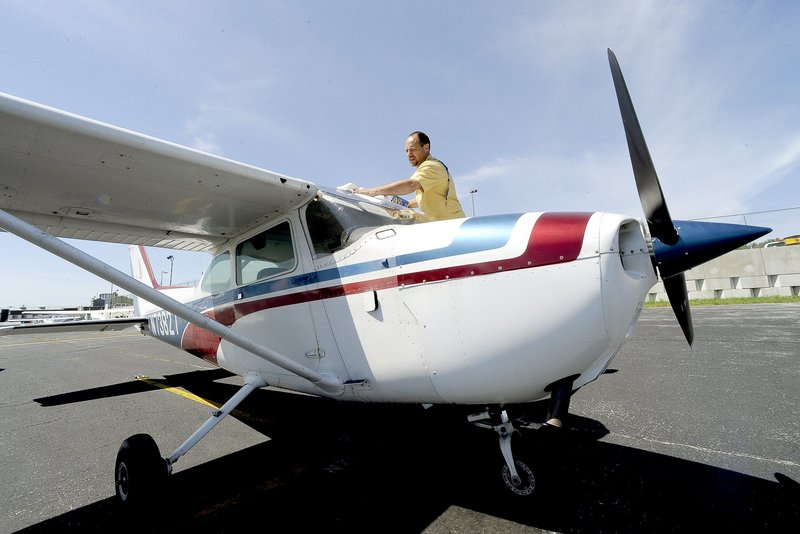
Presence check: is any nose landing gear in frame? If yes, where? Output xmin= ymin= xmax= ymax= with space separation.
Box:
xmin=469 ymin=376 xmax=575 ymax=496
xmin=468 ymin=409 xmax=536 ymax=496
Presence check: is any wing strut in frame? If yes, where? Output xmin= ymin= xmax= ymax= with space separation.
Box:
xmin=166 ymin=372 xmax=268 ymax=470
xmin=0 ymin=207 xmax=344 ymax=395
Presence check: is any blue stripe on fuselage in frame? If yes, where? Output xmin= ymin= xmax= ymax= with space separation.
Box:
xmin=396 ymin=213 xmax=522 ymax=266
xmin=195 ymin=214 xmax=523 ymax=309
xmin=313 ymin=213 xmax=522 ymax=283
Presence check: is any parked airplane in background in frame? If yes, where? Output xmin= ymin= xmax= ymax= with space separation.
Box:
xmin=0 ymin=305 xmax=134 ymax=325
xmin=764 ymin=234 xmax=800 ymax=247
xmin=0 ymin=50 xmax=769 ymax=501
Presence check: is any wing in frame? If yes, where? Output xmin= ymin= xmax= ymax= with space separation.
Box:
xmin=0 ymin=92 xmax=318 ymax=252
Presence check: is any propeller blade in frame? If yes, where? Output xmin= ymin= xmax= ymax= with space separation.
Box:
xmin=607 ymin=49 xmax=772 ymax=347
xmin=607 ymin=48 xmax=679 ymax=246
xmin=662 ymin=273 xmax=694 ymax=346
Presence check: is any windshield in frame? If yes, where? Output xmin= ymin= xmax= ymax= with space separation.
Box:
xmin=305 ymin=190 xmax=418 ymax=255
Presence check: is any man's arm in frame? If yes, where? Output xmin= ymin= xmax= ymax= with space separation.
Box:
xmin=355 ymin=177 xmax=420 ymax=197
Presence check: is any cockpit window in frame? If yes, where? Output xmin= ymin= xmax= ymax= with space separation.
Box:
xmin=236 ymin=221 xmax=295 ymax=285
xmin=304 ymin=191 xmax=416 ymax=255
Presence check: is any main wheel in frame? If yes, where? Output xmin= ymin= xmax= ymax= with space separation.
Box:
xmin=115 ymin=433 xmax=168 ymax=505
xmin=501 ymin=459 xmax=536 ymax=496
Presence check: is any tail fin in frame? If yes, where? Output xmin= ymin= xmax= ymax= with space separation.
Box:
xmin=129 ymin=245 xmax=161 ymax=289
xmin=128 ymin=245 xmax=199 ymax=316
xmin=129 ymin=245 xmax=160 ymax=316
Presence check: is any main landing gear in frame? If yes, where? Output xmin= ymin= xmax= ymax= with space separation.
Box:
xmin=115 ymin=433 xmax=168 ymax=505
xmin=469 ymin=376 xmax=575 ymax=497
xmin=114 ymin=374 xmax=267 ymax=505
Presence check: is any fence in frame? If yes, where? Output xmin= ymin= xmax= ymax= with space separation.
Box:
xmin=648 ymin=246 xmax=800 ymax=301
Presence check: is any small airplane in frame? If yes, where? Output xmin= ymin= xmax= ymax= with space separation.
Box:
xmin=0 ymin=49 xmax=770 ymax=501
xmin=0 ymin=305 xmax=134 ymax=325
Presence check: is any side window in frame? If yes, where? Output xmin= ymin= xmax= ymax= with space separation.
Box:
xmin=200 ymin=251 xmax=231 ymax=294
xmin=237 ymin=221 xmax=296 ymax=285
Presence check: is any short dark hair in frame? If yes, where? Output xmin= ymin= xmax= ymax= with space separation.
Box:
xmin=408 ymin=131 xmax=430 ymax=147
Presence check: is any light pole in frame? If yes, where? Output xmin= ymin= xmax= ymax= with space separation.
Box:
xmin=167 ymin=255 xmax=174 ymax=285
xmin=469 ymin=189 xmax=478 ymax=217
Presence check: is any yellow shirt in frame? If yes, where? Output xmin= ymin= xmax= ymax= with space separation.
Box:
xmin=412 ymin=158 xmax=466 ymax=221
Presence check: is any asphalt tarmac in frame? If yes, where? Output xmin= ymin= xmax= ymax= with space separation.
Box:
xmin=1 ymin=304 xmax=798 ymax=533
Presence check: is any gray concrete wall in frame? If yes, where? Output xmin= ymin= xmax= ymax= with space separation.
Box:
xmin=648 ymin=246 xmax=800 ymax=301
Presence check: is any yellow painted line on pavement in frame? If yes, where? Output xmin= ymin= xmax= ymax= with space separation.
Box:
xmin=135 ymin=375 xmax=220 ymax=409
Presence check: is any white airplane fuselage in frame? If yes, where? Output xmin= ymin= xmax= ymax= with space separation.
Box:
xmin=134 ymin=204 xmax=656 ymax=407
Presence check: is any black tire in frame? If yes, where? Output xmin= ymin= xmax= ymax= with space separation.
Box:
xmin=115 ymin=433 xmax=167 ymax=506
xmin=501 ymin=459 xmax=536 ymax=497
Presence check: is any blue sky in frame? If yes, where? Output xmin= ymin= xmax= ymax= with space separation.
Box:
xmin=1 ymin=1 xmax=798 ymax=307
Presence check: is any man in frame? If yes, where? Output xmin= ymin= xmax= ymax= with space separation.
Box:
xmin=356 ymin=131 xmax=465 ymax=221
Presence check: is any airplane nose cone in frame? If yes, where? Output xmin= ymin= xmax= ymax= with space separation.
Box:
xmin=652 ymin=220 xmax=771 ymax=279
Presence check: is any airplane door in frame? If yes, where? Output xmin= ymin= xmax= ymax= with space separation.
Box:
xmin=301 ymin=196 xmax=437 ymax=402
xmin=216 ymin=218 xmax=351 ymax=394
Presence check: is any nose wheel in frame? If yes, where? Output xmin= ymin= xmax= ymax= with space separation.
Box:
xmin=502 ymin=459 xmax=535 ymax=496
xmin=469 ymin=409 xmax=536 ymax=497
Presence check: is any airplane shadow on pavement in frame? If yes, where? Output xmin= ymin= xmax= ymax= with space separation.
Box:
xmin=21 ymin=370 xmax=800 ymax=533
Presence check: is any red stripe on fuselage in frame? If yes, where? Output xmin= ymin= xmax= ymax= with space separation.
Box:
xmin=180 ymin=212 xmax=593 ymax=355
xmin=531 ymin=212 xmax=593 ymax=265
xmin=397 ymin=212 xmax=592 ymax=284
xmin=182 ymin=310 xmax=223 ymax=364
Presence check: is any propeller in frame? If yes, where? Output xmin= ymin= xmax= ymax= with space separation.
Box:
xmin=607 ymin=49 xmax=771 ymax=346
xmin=607 ymin=49 xmax=679 ymax=247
